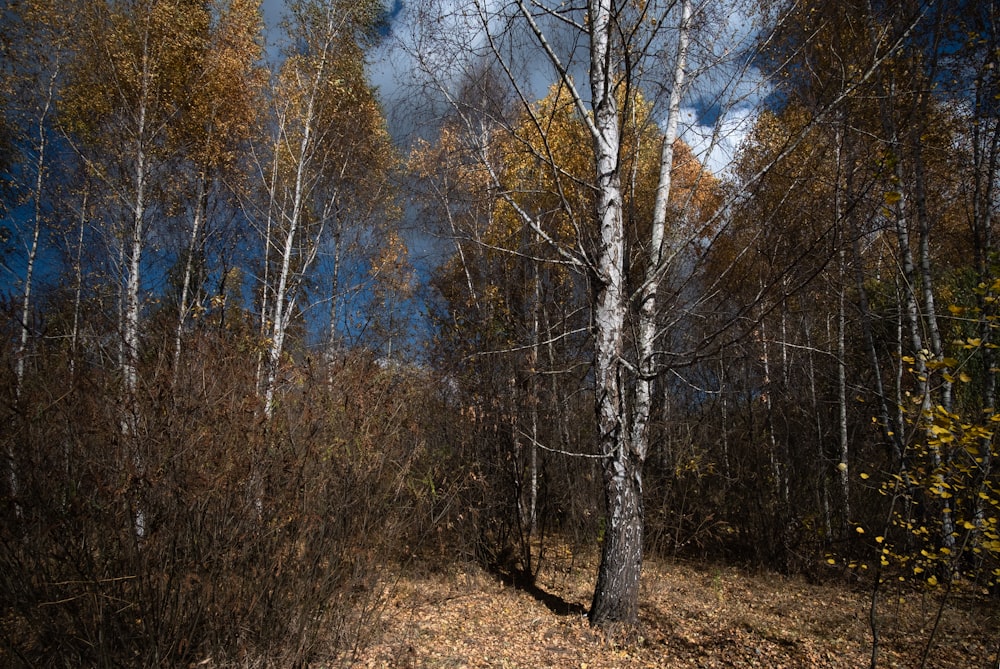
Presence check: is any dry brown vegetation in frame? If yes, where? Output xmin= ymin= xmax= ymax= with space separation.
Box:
xmin=1 ymin=339 xmax=996 ymax=667
xmin=356 ymin=550 xmax=998 ymax=669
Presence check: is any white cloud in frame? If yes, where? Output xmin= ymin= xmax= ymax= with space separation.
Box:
xmin=367 ymin=0 xmax=771 ymax=169
xmin=681 ymin=104 xmax=758 ymax=177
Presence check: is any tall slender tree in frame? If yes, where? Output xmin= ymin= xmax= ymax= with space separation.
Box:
xmin=0 ymin=0 xmax=78 ymax=515
xmin=61 ymin=0 xmax=219 ymax=536
xmin=171 ymin=0 xmax=264 ymax=380
xmin=254 ymin=0 xmax=395 ymax=418
xmin=412 ymin=0 xmax=933 ymax=626
xmin=413 ymin=0 xmax=720 ymax=627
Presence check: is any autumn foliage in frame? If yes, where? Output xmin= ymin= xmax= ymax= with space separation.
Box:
xmin=1 ymin=0 xmax=999 ymax=665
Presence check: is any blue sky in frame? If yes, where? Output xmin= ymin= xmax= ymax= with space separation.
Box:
xmin=251 ymin=0 xmax=767 ymax=344
xmin=260 ymin=0 xmax=286 ymax=37
xmin=259 ymin=1 xmax=766 ymax=175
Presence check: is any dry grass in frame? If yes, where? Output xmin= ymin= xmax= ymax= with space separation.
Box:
xmin=352 ymin=548 xmax=998 ymax=668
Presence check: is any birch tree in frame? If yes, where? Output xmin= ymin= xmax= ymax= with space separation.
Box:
xmin=61 ymin=0 xmax=217 ymax=536
xmin=171 ymin=0 xmax=264 ymax=380
xmin=254 ymin=0 xmax=394 ymax=418
xmin=411 ymin=0 xmax=932 ymax=624
xmin=64 ymin=0 xmax=212 ymax=396
xmin=0 ymin=0 xmax=76 ymax=515
xmin=412 ymin=0 xmax=715 ymax=627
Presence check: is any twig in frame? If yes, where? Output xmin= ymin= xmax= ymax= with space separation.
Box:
xmin=515 ymin=427 xmax=609 ymax=460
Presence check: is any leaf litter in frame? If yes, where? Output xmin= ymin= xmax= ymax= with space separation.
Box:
xmin=351 ymin=549 xmax=997 ymax=668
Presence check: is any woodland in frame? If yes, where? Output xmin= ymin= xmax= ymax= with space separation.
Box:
xmin=0 ymin=0 xmax=998 ymax=666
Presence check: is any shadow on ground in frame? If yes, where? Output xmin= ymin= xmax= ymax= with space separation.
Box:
xmin=490 ymin=565 xmax=588 ymax=617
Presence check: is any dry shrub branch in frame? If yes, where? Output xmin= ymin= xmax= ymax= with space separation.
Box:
xmin=0 ymin=333 xmax=438 ymax=667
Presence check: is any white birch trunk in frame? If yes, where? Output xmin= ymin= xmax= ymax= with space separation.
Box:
xmin=630 ymin=0 xmax=691 ymax=474
xmin=587 ymin=0 xmax=635 ymax=628
xmin=837 ymin=254 xmax=850 ymax=534
xmin=971 ymin=85 xmax=999 ymax=526
xmin=70 ymin=190 xmax=88 ymax=380
xmin=529 ymin=256 xmax=541 ymax=536
xmin=15 ymin=112 xmax=47 ymax=400
xmin=120 ymin=32 xmax=155 ymax=540
xmin=888 ymin=153 xmax=956 ymax=549
xmin=759 ymin=319 xmax=782 ymax=498
xmin=263 ymin=208 xmax=300 ymax=419
xmin=262 ymin=4 xmax=336 ymax=419
xmin=9 ymin=65 xmax=57 ymax=516
xmin=807 ymin=323 xmax=831 ymax=539
xmin=124 ymin=126 xmax=147 ymax=539
xmin=834 ymin=127 xmax=850 ymax=535
xmin=173 ymin=171 xmax=207 ymax=380
xmin=328 ymin=229 xmax=341 ymax=354
xmin=256 ymin=140 xmax=280 ymax=390
xmin=590 ymin=0 xmax=692 ymax=629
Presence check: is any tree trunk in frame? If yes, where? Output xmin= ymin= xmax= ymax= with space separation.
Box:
xmin=123 ymin=80 xmax=147 ymax=407
xmin=529 ymin=254 xmax=541 ymax=536
xmin=119 ymin=37 xmax=154 ymax=539
xmin=971 ymin=67 xmax=1000 ymax=525
xmin=261 ymin=2 xmax=338 ymax=419
xmin=9 ymin=65 xmax=57 ymax=515
xmin=69 ymin=189 xmax=88 ymax=380
xmin=589 ymin=0 xmax=691 ymax=628
xmin=631 ymin=0 xmax=690 ymax=488
xmin=173 ymin=170 xmax=207 ymax=381
xmin=837 ymin=253 xmax=850 ymax=535
xmin=590 ymin=461 xmax=643 ymax=626
xmin=834 ymin=124 xmax=850 ymax=536
xmin=586 ymin=0 xmax=633 ymax=628
xmin=807 ymin=323 xmax=832 ymax=540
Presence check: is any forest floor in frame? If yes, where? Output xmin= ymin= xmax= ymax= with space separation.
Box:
xmin=351 ymin=547 xmax=998 ymax=668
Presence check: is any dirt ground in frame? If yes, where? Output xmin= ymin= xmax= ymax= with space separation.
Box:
xmin=352 ymin=549 xmax=999 ymax=668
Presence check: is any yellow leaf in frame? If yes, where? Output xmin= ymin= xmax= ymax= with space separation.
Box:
xmin=927 ymin=575 xmax=938 ymax=586
xmin=875 ymin=536 xmax=885 ymax=543
xmin=860 ymin=472 xmax=870 ymax=480
xmin=856 ymin=526 xmax=865 ymax=534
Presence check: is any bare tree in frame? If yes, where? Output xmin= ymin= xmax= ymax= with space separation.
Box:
xmin=408 ymin=0 xmax=735 ymax=627
xmin=407 ymin=0 xmax=932 ymax=627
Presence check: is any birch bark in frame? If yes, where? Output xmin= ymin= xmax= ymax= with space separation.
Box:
xmin=586 ymin=0 xmax=635 ymax=627
xmin=261 ymin=3 xmax=335 ymax=419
